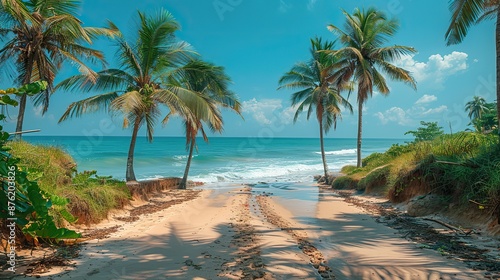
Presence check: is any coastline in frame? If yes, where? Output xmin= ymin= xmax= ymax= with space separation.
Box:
xmin=4 ymin=182 xmax=499 ymax=279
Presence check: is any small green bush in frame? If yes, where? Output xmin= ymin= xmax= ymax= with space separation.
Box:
xmin=8 ymin=141 xmax=130 ymax=226
xmin=332 ymin=176 xmax=358 ymax=190
xmin=358 ymin=165 xmax=391 ymax=192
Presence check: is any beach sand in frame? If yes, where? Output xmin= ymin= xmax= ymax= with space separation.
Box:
xmin=5 ymin=184 xmax=498 ymax=280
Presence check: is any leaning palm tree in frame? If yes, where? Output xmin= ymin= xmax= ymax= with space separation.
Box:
xmin=0 ymin=0 xmax=116 ymax=138
xmin=446 ymin=0 xmax=500 ymax=136
xmin=58 ymin=10 xmax=216 ymax=182
xmin=173 ymin=60 xmax=242 ymax=189
xmin=278 ymin=37 xmax=352 ymax=185
xmin=327 ymin=7 xmax=417 ymax=167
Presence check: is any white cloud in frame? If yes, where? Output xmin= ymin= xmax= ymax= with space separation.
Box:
xmin=242 ymin=98 xmax=297 ymax=126
xmin=375 ymin=101 xmax=448 ymax=126
xmin=33 ymin=106 xmax=55 ymax=121
xmin=375 ymin=107 xmax=412 ymax=126
xmin=421 ymin=105 xmax=448 ymax=115
xmin=278 ymin=0 xmax=291 ymax=13
xmin=415 ymin=94 xmax=437 ymax=105
xmin=396 ymin=51 xmax=468 ymax=87
xmin=307 ymin=0 xmax=317 ymax=10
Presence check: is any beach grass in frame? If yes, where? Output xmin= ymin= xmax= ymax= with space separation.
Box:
xmin=7 ymin=141 xmax=130 ymax=225
xmin=334 ymin=132 xmax=500 ymax=214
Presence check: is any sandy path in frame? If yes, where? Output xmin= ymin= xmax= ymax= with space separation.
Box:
xmin=30 ymin=186 xmax=318 ymax=279
xmin=9 ymin=183 xmax=494 ymax=280
xmin=261 ymin=193 xmax=486 ymax=280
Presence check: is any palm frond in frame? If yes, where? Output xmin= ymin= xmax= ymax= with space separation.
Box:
xmin=445 ymin=0 xmax=486 ymax=45
xmin=110 ymin=90 xmax=145 ymax=116
xmin=56 ymin=69 xmax=133 ymax=92
xmin=59 ymin=92 xmax=118 ymax=122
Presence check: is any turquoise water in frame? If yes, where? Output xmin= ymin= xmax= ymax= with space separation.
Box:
xmin=23 ymin=136 xmax=406 ymax=183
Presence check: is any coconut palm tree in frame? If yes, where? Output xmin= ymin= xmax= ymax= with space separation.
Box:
xmin=446 ymin=0 xmax=500 ymax=136
xmin=0 ymin=0 xmax=116 ymax=139
xmin=465 ymin=96 xmax=489 ymax=120
xmin=172 ymin=60 xmax=241 ymax=189
xmin=278 ymin=37 xmax=352 ymax=185
xmin=327 ymin=7 xmax=417 ymax=167
xmin=58 ymin=10 xmax=217 ymax=182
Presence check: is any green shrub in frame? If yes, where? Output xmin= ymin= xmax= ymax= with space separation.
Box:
xmin=340 ymin=165 xmax=360 ymax=175
xmin=358 ymin=165 xmax=391 ymax=193
xmin=332 ymin=176 xmax=358 ymax=189
xmin=8 ymin=141 xmax=130 ymax=226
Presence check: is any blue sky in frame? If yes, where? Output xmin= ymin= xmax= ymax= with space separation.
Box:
xmin=4 ymin=0 xmax=496 ymax=139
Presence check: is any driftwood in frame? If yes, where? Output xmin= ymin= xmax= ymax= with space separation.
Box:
xmin=422 ymin=218 xmax=473 ymax=236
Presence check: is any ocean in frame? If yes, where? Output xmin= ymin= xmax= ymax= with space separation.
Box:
xmin=23 ymin=136 xmax=406 ymax=184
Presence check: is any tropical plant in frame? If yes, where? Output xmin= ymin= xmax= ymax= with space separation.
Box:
xmin=172 ymin=60 xmax=242 ymax=189
xmin=465 ymin=96 xmax=489 ymax=120
xmin=278 ymin=37 xmax=352 ymax=185
xmin=405 ymin=121 xmax=444 ymax=142
xmin=446 ymin=0 xmax=500 ymax=136
xmin=468 ymin=101 xmax=499 ymax=133
xmin=0 ymin=0 xmax=116 ymax=139
xmin=0 ymin=81 xmax=80 ymax=243
xmin=327 ymin=7 xmax=417 ymax=167
xmin=58 ymin=10 xmax=222 ymax=182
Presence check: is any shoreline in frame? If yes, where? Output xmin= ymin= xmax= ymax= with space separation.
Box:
xmin=2 ymin=183 xmax=499 ymax=279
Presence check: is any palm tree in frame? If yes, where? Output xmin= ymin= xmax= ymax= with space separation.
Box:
xmin=278 ymin=38 xmax=352 ymax=185
xmin=58 ymin=10 xmax=217 ymax=182
xmin=172 ymin=60 xmax=241 ymax=189
xmin=465 ymin=96 xmax=489 ymax=120
xmin=0 ymin=0 xmax=116 ymax=138
xmin=446 ymin=0 xmax=500 ymax=136
xmin=327 ymin=7 xmax=417 ymax=167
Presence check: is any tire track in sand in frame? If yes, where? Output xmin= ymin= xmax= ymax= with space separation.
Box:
xmin=256 ymin=194 xmax=334 ymax=279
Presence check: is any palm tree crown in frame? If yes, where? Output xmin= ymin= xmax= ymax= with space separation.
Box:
xmin=0 ymin=0 xmax=116 ymax=137
xmin=174 ymin=60 xmax=242 ymax=189
xmin=327 ymin=7 xmax=417 ymax=167
xmin=465 ymin=96 xmax=489 ymax=120
xmin=58 ymin=10 xmax=220 ymax=182
xmin=446 ymin=0 xmax=500 ymax=137
xmin=278 ymin=37 xmax=352 ymax=184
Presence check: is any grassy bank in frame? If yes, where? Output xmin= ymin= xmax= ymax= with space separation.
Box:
xmin=333 ymin=132 xmax=500 ymax=221
xmin=7 ymin=141 xmax=130 ymax=225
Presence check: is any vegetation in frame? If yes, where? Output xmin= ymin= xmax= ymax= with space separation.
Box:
xmin=0 ymin=82 xmax=80 ymax=241
xmin=0 ymin=2 xmax=498 ymax=245
xmin=58 ymin=10 xmax=223 ymax=182
xmin=175 ymin=60 xmax=242 ymax=189
xmin=405 ymin=121 xmax=444 ymax=142
xmin=278 ymin=37 xmax=352 ymax=184
xmin=7 ymin=141 xmax=130 ymax=225
xmin=446 ymin=0 xmax=500 ymax=136
xmin=334 ymin=131 xmax=500 ymax=220
xmin=465 ymin=97 xmax=498 ymax=134
xmin=0 ymin=0 xmax=116 ymax=138
xmin=327 ymin=7 xmax=417 ymax=167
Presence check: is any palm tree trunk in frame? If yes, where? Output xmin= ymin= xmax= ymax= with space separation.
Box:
xmin=14 ymin=94 xmax=27 ymax=140
xmin=496 ymin=7 xmax=500 ymax=137
xmin=126 ymin=120 xmax=140 ymax=182
xmin=319 ymin=119 xmax=329 ymax=185
xmin=357 ymin=102 xmax=363 ymax=168
xmin=180 ymin=140 xmax=196 ymax=190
